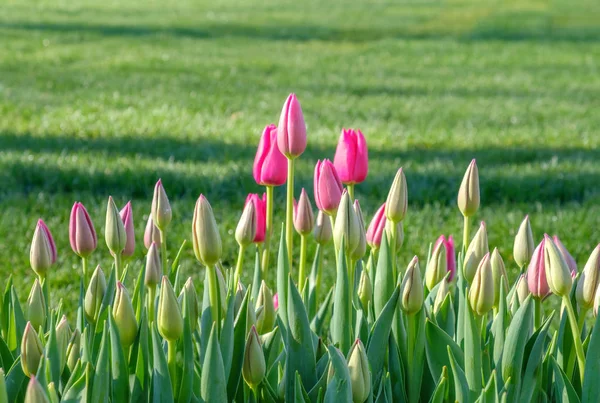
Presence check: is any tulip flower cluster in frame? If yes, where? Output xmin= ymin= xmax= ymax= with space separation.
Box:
xmin=2 ymin=94 xmax=600 ymax=403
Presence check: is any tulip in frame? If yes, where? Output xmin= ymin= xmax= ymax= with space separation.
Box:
xmin=277 ymin=93 xmax=307 ymax=159
xmin=66 ymin=329 xmax=81 ymax=372
xmin=490 ymin=248 xmax=508 ymax=307
xmin=157 ymin=276 xmax=183 ymax=341
xmin=235 ymin=201 xmax=257 ymax=248
xmin=513 ymin=215 xmax=534 ymax=268
xmin=29 ymin=219 xmax=57 ymax=278
xmin=347 ymin=339 xmax=370 ymax=403
xmin=385 ymin=168 xmax=408 ymax=223
xmin=253 ymin=124 xmax=288 ymax=186
xmin=433 ymin=277 xmax=451 ymax=314
xmin=314 ymin=210 xmax=333 ymax=245
xmin=425 ymin=240 xmax=447 ymax=291
xmin=192 ymin=195 xmax=222 ymax=267
xmin=553 ymin=235 xmax=577 ymax=276
xmin=357 ymin=269 xmax=372 ymax=311
xmin=468 ymin=253 xmax=494 ymax=316
xmin=385 ymin=220 xmax=404 ymax=249
xmin=24 ymin=376 xmax=49 ymax=403
xmin=55 ymin=315 xmax=71 ymax=373
xmin=314 ymin=159 xmax=344 ymax=215
xmin=113 ymin=282 xmax=138 ymax=347
xmin=21 ymin=322 xmax=43 ymax=377
xmin=179 ymin=278 xmax=200 ymax=332
xmin=366 ymin=204 xmax=386 ymax=249
xmin=26 ymin=279 xmax=46 ymax=332
xmin=544 ymin=235 xmax=572 ymax=298
xmin=463 ymin=222 xmax=489 ymax=283
xmin=105 ymin=196 xmax=126 ymax=256
xmin=84 ymin=265 xmax=107 ymax=324
xmin=400 ymin=256 xmax=423 ymax=315
xmin=151 ymin=179 xmax=172 ymax=231
xmin=143 ymin=216 xmax=161 ymax=249
xmin=457 ymin=159 xmax=480 ymax=218
xmin=69 ymin=202 xmax=97 ymax=258
xmin=243 ymin=326 xmax=266 ymax=389
xmin=245 ymin=193 xmax=266 ymax=243
xmin=273 ymin=292 xmax=279 ymax=311
xmin=119 ymin=201 xmax=135 ymax=257
xmin=576 ymin=244 xmax=600 ymax=310
xmin=255 ymin=281 xmax=275 ymax=335
xmin=436 ymin=235 xmax=456 ymax=282
xmin=527 ymin=239 xmax=550 ymax=299
xmin=351 ymin=200 xmax=367 ymax=261
xmin=294 ymin=189 xmax=314 ymax=236
xmin=333 ymin=128 xmax=368 ymax=186
xmin=333 ymin=191 xmax=360 ymax=255
xmin=144 ymin=242 xmax=162 ymax=288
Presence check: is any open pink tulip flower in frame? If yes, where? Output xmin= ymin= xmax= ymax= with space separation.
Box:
xmin=253 ymin=124 xmax=288 ymax=186
xmin=119 ymin=202 xmax=135 ymax=257
xmin=69 ymin=202 xmax=97 ymax=258
xmin=435 ymin=235 xmax=456 ymax=282
xmin=333 ymin=128 xmax=368 ymax=185
xmin=144 ymin=216 xmax=161 ymax=249
xmin=277 ymin=93 xmax=307 ymax=159
xmin=552 ymin=235 xmax=577 ymax=277
xmin=314 ymin=159 xmax=344 ymax=215
xmin=245 ymin=193 xmax=266 ymax=243
xmin=366 ymin=203 xmax=386 ymax=249
xmin=527 ymin=239 xmax=550 ymax=299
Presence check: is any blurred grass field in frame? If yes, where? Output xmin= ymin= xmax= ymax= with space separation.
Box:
xmin=0 ymin=0 xmax=599 ymax=310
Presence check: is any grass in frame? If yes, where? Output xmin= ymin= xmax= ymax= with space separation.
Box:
xmin=1 ymin=0 xmax=599 ymax=313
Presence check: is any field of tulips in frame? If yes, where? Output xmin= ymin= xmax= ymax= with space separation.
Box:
xmin=1 ymin=93 xmax=599 ymax=403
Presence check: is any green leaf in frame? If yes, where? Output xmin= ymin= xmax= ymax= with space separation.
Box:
xmin=373 ymin=232 xmax=394 ymax=318
xmin=276 ymin=226 xmax=290 ymax=330
xmin=201 ymin=324 xmax=227 ymax=402
xmin=294 ymin=371 xmax=311 ymax=403
xmin=389 ymin=334 xmax=407 ymax=402
xmin=464 ymin=299 xmax=482 ymax=393
xmin=323 ymin=346 xmax=352 ymax=403
xmin=551 ymin=357 xmax=580 ymax=403
xmin=131 ymin=311 xmax=150 ymax=403
xmin=150 ymin=323 xmax=174 ymax=403
xmin=9 ymin=287 xmax=26 ymax=354
xmin=448 ymin=345 xmax=470 ymax=403
xmin=308 ymin=244 xmax=323 ymax=319
xmin=501 ymin=296 xmax=533 ymax=393
xmin=91 ymin=321 xmax=110 ymax=403
xmin=425 ymin=319 xmax=464 ymax=400
xmin=131 ymin=261 xmax=146 ymax=323
xmin=478 ymin=370 xmax=497 ymax=403
xmin=45 ymin=316 xmax=61 ymax=388
xmin=582 ymin=308 xmax=600 ymax=400
xmin=331 ymin=241 xmax=352 ymax=355
xmin=491 ymin=277 xmax=508 ymax=365
xmin=108 ymin=311 xmax=129 ymax=403
xmin=310 ymin=287 xmax=333 ymax=335
xmin=220 ymin=289 xmax=235 ymax=380
xmin=169 ymin=240 xmax=188 ymax=286
xmin=520 ymin=313 xmax=554 ymax=403
xmin=428 ymin=367 xmax=448 ymax=403
xmin=178 ymin=292 xmax=194 ymax=403
xmin=252 ymin=249 xmax=262 ymax=303
xmin=5 ymin=358 xmax=25 ymax=403
xmin=434 ymin=293 xmax=455 ymax=338
xmin=0 ymin=368 xmax=7 ymax=403
xmin=62 ymin=371 xmax=87 ymax=403
xmin=0 ymin=337 xmax=13 ymax=373
xmin=226 ymin=286 xmax=249 ymax=400
xmin=407 ymin=308 xmax=426 ymax=403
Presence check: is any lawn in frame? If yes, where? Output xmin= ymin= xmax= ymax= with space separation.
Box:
xmin=1 ymin=0 xmax=599 ymax=312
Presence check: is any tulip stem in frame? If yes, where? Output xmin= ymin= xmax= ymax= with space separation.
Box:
xmin=234 ymin=245 xmax=246 ymax=292
xmin=147 ymin=286 xmax=156 ymax=323
xmin=329 ymin=214 xmax=337 ymax=266
xmin=285 ymin=158 xmax=295 ymax=269
xmin=262 ymin=185 xmax=274 ymax=276
xmin=463 ymin=215 xmax=471 ymax=254
xmin=389 ymin=220 xmax=398 ymax=282
xmin=315 ymin=244 xmax=323 ymax=301
xmin=207 ymin=265 xmax=221 ymax=338
xmin=577 ymin=307 xmax=588 ymax=335
xmin=298 ymin=234 xmax=307 ymax=289
xmin=81 ymin=257 xmax=88 ymax=285
xmin=533 ymin=298 xmax=542 ymax=330
xmin=160 ymin=229 xmax=168 ymax=276
xmin=167 ymin=339 xmax=178 ymax=397
xmin=347 ymin=184 xmax=355 ymax=200
xmin=562 ymin=295 xmax=585 ymax=382
xmin=114 ymin=253 xmax=122 ymax=283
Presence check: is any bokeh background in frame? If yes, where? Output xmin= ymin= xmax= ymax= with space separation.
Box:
xmin=1 ymin=0 xmax=599 ymax=309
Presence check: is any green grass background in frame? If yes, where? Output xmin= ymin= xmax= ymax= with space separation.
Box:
xmin=1 ymin=0 xmax=599 ymax=311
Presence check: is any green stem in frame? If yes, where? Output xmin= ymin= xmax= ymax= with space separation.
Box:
xmin=463 ymin=215 xmax=472 ymax=254
xmin=533 ymin=297 xmax=542 ymax=330
xmin=407 ymin=313 xmax=416 ymax=366
xmin=261 ymin=185 xmax=274 ymax=276
xmin=390 ymin=220 xmax=398 ymax=282
xmin=207 ymin=265 xmax=221 ymax=338
xmin=160 ymin=229 xmax=168 ymax=276
xmin=563 ymin=295 xmax=585 ymax=382
xmin=347 ymin=184 xmax=355 ymax=200
xmin=329 ymin=214 xmax=338 ymax=266
xmin=234 ymin=245 xmax=246 ymax=292
xmin=315 ymin=244 xmax=324 ymax=300
xmin=285 ymin=158 xmax=295 ymax=268
xmin=298 ymin=235 xmax=307 ymax=288
xmin=147 ymin=286 xmax=156 ymax=323
xmin=578 ymin=307 xmax=589 ymax=335
xmin=167 ymin=339 xmax=178 ymax=397
xmin=81 ymin=257 xmax=88 ymax=285
xmin=114 ymin=253 xmax=122 ymax=283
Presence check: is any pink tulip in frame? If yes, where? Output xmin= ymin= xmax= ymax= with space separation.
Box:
xmin=144 ymin=216 xmax=161 ymax=249
xmin=314 ymin=159 xmax=344 ymax=215
xmin=119 ymin=202 xmax=135 ymax=257
xmin=253 ymin=124 xmax=288 ymax=186
xmin=552 ymin=235 xmax=577 ymax=277
xmin=434 ymin=235 xmax=456 ymax=282
xmin=38 ymin=219 xmax=57 ymax=263
xmin=333 ymin=128 xmax=368 ymax=185
xmin=366 ymin=203 xmax=386 ymax=248
xmin=293 ymin=188 xmax=314 ymax=236
xmin=527 ymin=239 xmax=550 ymax=298
xmin=30 ymin=219 xmax=57 ymax=277
xmin=69 ymin=202 xmax=97 ymax=258
xmin=273 ymin=292 xmax=279 ymax=311
xmin=245 ymin=193 xmax=266 ymax=243
xmin=277 ymin=93 xmax=307 ymax=158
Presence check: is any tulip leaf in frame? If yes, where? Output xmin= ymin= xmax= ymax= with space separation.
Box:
xmin=150 ymin=323 xmax=174 ymax=403
xmin=8 ymin=287 xmax=25 ymax=354
xmin=479 ymin=370 xmax=497 ymax=403
xmin=177 ymin=295 xmax=194 ymax=403
xmin=323 ymin=346 xmax=352 ymax=403
xmin=307 ymin=244 xmax=322 ymax=319
xmin=108 ymin=311 xmax=129 ymax=403
xmin=5 ymin=358 xmax=25 ymax=403
xmin=425 ymin=319 xmax=464 ymax=400
xmin=373 ymin=232 xmax=394 ymax=318
xmin=520 ymin=313 xmax=554 ymax=403
xmin=77 ymin=280 xmax=85 ymax=333
xmin=491 ymin=277 xmax=508 ymax=365
xmin=331 ymin=240 xmax=352 ymax=355
xmin=91 ymin=321 xmax=110 ymax=403
xmin=551 ymin=357 xmax=580 ymax=403
xmin=0 ymin=277 xmax=12 ymax=338
xmin=169 ymin=239 xmax=188 ymax=287
xmin=45 ymin=316 xmax=61 ymax=388
xmin=62 ymin=371 xmax=87 ymax=403
xmin=464 ymin=298 xmax=482 ymax=393
xmin=434 ymin=293 xmax=456 ymax=338
xmin=389 ymin=334 xmax=407 ymax=402
xmin=277 ymin=226 xmax=290 ymax=330
xmin=428 ymin=366 xmax=448 ymax=403
xmin=220 ymin=290 xmax=235 ymax=380
xmin=447 ymin=345 xmax=470 ymax=403
xmin=582 ymin=309 xmax=600 ymax=401
xmin=131 ymin=263 xmax=146 ymax=323
xmin=252 ymin=249 xmax=262 ymax=303
xmin=131 ymin=311 xmax=150 ymax=403
xmin=501 ymin=296 xmax=533 ymax=395
xmin=294 ymin=371 xmax=311 ymax=403
xmin=201 ymin=324 xmax=227 ymax=402
xmin=226 ymin=286 xmax=249 ymax=400
xmin=0 ymin=337 xmax=13 ymax=374
xmin=199 ymin=268 xmax=212 ymax=365
xmin=310 ymin=286 xmax=333 ymax=335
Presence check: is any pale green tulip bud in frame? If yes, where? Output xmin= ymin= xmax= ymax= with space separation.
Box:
xmin=84 ymin=265 xmax=106 ymax=324
xmin=235 ymin=201 xmax=257 ymax=248
xmin=242 ymin=326 xmax=266 ymax=388
xmin=105 ymin=196 xmax=126 ymax=255
xmin=29 ymin=219 xmax=57 ymax=278
xmin=144 ymin=242 xmax=162 ymax=288
xmin=314 ymin=210 xmax=333 ymax=245
xmin=55 ymin=315 xmax=71 ymax=373
xmin=516 ymin=274 xmax=529 ymax=305
xmin=21 ymin=322 xmax=44 ymax=377
xmin=576 ymin=244 xmax=600 ymax=310
xmin=294 ymin=189 xmax=314 ymax=236
xmin=351 ymin=200 xmax=367 ymax=261
xmin=26 ymin=279 xmax=46 ymax=332
xmin=425 ymin=241 xmax=447 ymax=291
xmin=543 ymin=234 xmax=572 ymax=297
xmin=66 ymin=329 xmax=81 ymax=372
xmin=594 ymin=286 xmax=600 ymax=318
xmin=385 ymin=168 xmax=407 ymax=223
xmin=178 ymin=277 xmax=199 ymax=332
xmin=385 ymin=219 xmax=404 ymax=249
xmin=24 ymin=376 xmax=49 ymax=403
xmin=192 ymin=195 xmax=222 ymax=267
xmin=513 ymin=215 xmax=534 ymax=268
xmin=357 ymin=269 xmax=372 ymax=310
xmin=490 ymin=248 xmax=508 ymax=308
xmin=157 ymin=276 xmax=183 ymax=341
xmin=333 ymin=191 xmax=360 ymax=254
xmin=463 ymin=222 xmax=489 ymax=283
xmin=400 ymin=256 xmax=423 ymax=315
xmin=457 ymin=159 xmax=479 ymax=217
xmin=113 ymin=282 xmax=138 ymax=347
xmin=255 ymin=281 xmax=275 ymax=335
xmin=433 ymin=275 xmax=451 ymax=314
xmin=468 ymin=253 xmax=494 ymax=316
xmin=151 ymin=179 xmax=172 ymax=231
xmin=347 ymin=339 xmax=370 ymax=403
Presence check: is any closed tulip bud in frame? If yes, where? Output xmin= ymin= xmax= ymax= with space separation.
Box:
xmin=553 ymin=235 xmax=577 ymax=276
xmin=69 ymin=202 xmax=97 ymax=258
xmin=105 ymin=196 xmax=126 ymax=255
xmin=425 ymin=240 xmax=447 ymax=291
xmin=433 ymin=235 xmax=456 ymax=282
xmin=463 ymin=222 xmax=489 ymax=283
xmin=143 ymin=216 xmax=161 ymax=250
xmin=55 ymin=315 xmax=71 ymax=373
xmin=30 ymin=219 xmax=57 ymax=278
xmin=243 ymin=326 xmax=266 ymax=388
xmin=594 ymin=286 xmax=600 ymax=318
xmin=468 ymin=253 xmax=495 ymax=316
xmin=347 ymin=339 xmax=370 ymax=403
xmin=576 ymin=244 xmax=600 ymax=310
xmin=544 ymin=235 xmax=573 ymax=298
xmin=366 ymin=204 xmax=386 ymax=249
xmin=66 ymin=329 xmax=81 ymax=372
xmin=26 ymin=279 xmax=46 ymax=332
xmin=85 ymin=265 xmax=106 ymax=324
xmin=113 ymin=282 xmax=138 ymax=347
xmin=314 ymin=159 xmax=344 ymax=215
xmin=235 ymin=201 xmax=257 ymax=247
xmin=357 ymin=269 xmax=372 ymax=310
xmin=314 ymin=210 xmax=333 ymax=245
xmin=253 ymin=124 xmax=288 ymax=186
xmin=433 ymin=276 xmax=451 ymax=314
xmin=333 ymin=191 xmax=360 ymax=254
xmin=192 ymin=195 xmax=222 ymax=267
xmin=157 ymin=276 xmax=183 ymax=341
xmin=516 ymin=274 xmax=529 ymax=304
xmin=384 ymin=219 xmax=404 ymax=249
xmin=294 ymin=189 xmax=314 ymax=236
xmin=24 ymin=376 xmax=49 ymax=403
xmin=385 ymin=168 xmax=408 ymax=223
xmin=151 ymin=179 xmax=172 ymax=231
xmin=400 ymin=256 xmax=423 ymax=315
xmin=119 ymin=201 xmax=135 ymax=257
xmin=179 ymin=278 xmax=199 ymax=332
xmin=527 ymin=239 xmax=550 ymax=299
xmin=351 ymin=200 xmax=367 ymax=261
xmin=245 ymin=194 xmax=266 ymax=243
xmin=490 ymin=248 xmax=509 ymax=307
xmin=277 ymin=93 xmax=307 ymax=159
xmin=144 ymin=242 xmax=162 ymax=288
xmin=457 ymin=159 xmax=480 ymax=217
xmin=513 ymin=215 xmax=534 ymax=268
xmin=21 ymin=322 xmax=43 ymax=377
xmin=333 ymin=129 xmax=368 ymax=185
xmin=255 ymin=281 xmax=275 ymax=334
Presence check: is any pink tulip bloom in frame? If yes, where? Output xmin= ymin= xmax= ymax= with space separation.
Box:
xmin=527 ymin=239 xmax=550 ymax=299
xmin=69 ymin=202 xmax=97 ymax=258
xmin=277 ymin=93 xmax=307 ymax=158
xmin=314 ymin=159 xmax=344 ymax=215
xmin=434 ymin=235 xmax=456 ymax=282
xmin=119 ymin=202 xmax=135 ymax=257
xmin=253 ymin=124 xmax=288 ymax=186
xmin=144 ymin=216 xmax=161 ymax=249
xmin=245 ymin=193 xmax=266 ymax=243
xmin=552 ymin=235 xmax=577 ymax=277
xmin=333 ymin=128 xmax=368 ymax=185
xmin=366 ymin=203 xmax=386 ymax=248
xmin=273 ymin=292 xmax=279 ymax=311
